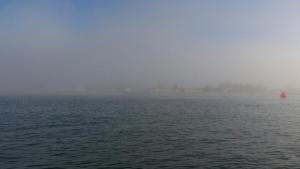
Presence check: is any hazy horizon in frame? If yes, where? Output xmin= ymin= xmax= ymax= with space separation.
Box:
xmin=1 ymin=0 xmax=300 ymax=95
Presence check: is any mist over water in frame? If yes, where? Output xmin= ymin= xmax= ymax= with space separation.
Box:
xmin=1 ymin=1 xmax=300 ymax=94
xmin=3 ymin=1 xmax=300 ymax=168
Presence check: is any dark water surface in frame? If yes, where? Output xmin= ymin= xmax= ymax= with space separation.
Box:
xmin=1 ymin=95 xmax=300 ymax=169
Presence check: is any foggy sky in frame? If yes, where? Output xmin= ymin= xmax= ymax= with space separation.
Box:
xmin=1 ymin=0 xmax=300 ymax=94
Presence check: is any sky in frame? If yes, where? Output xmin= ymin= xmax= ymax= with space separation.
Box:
xmin=1 ymin=0 xmax=300 ymax=94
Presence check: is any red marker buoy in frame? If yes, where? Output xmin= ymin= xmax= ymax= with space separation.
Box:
xmin=280 ymin=91 xmax=287 ymax=98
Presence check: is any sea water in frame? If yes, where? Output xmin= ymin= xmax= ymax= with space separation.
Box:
xmin=1 ymin=95 xmax=300 ymax=168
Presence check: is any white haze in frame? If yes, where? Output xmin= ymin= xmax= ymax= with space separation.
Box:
xmin=1 ymin=0 xmax=300 ymax=94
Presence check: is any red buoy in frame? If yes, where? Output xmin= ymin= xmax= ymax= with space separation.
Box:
xmin=280 ymin=91 xmax=287 ymax=98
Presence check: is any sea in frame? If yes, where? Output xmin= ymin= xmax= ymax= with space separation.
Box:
xmin=1 ymin=95 xmax=300 ymax=169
